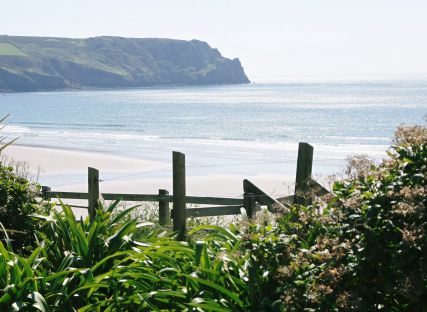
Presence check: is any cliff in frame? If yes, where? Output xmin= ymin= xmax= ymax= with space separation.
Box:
xmin=0 ymin=36 xmax=250 ymax=92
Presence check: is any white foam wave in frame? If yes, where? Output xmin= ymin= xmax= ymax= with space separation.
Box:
xmin=9 ymin=125 xmax=389 ymax=155
xmin=3 ymin=125 xmax=32 ymax=134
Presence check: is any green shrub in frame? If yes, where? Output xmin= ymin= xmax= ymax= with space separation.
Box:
xmin=0 ymin=115 xmax=47 ymax=251
xmin=0 ymin=163 xmax=45 ymax=251
xmin=263 ymin=125 xmax=426 ymax=311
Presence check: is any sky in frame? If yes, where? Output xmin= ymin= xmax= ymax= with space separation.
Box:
xmin=2 ymin=0 xmax=427 ymax=81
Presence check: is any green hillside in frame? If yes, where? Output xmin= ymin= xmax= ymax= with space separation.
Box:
xmin=0 ymin=36 xmax=250 ymax=92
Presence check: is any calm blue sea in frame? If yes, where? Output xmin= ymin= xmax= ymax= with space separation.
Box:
xmin=1 ymin=81 xmax=426 ymax=177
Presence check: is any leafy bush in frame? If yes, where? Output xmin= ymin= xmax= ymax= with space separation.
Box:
xmin=198 ymin=124 xmax=426 ymax=311
xmin=0 ymin=164 xmax=44 ymax=250
xmin=1 ymin=120 xmax=51 ymax=253
xmin=238 ymin=125 xmax=426 ymax=311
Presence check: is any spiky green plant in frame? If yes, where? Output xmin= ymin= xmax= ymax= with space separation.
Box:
xmin=0 ymin=223 xmax=50 ymax=311
xmin=1 ymin=201 xmax=257 ymax=311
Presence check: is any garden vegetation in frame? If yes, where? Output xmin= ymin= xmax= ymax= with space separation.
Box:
xmin=0 ymin=125 xmax=425 ymax=311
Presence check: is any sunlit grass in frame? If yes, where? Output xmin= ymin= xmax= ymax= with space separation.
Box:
xmin=0 ymin=43 xmax=27 ymax=56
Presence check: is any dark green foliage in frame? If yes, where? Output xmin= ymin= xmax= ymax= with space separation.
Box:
xmin=200 ymin=124 xmax=426 ymax=311
xmin=0 ymin=164 xmax=42 ymax=251
xmin=240 ymin=125 xmax=426 ymax=311
xmin=0 ymin=35 xmax=250 ymax=92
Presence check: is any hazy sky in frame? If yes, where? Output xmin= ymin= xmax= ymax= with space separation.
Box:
xmin=2 ymin=0 xmax=427 ymax=81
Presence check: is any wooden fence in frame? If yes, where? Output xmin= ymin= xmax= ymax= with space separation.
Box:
xmin=41 ymin=142 xmax=330 ymax=240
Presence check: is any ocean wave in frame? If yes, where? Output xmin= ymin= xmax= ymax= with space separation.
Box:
xmin=3 ymin=125 xmax=32 ymax=134
xmin=15 ymin=121 xmax=126 ymax=128
xmin=3 ymin=125 xmax=392 ymax=150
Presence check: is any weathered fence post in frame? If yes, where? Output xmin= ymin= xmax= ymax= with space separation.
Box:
xmin=88 ymin=167 xmax=100 ymax=222
xmin=294 ymin=142 xmax=314 ymax=205
xmin=41 ymin=186 xmax=51 ymax=200
xmin=158 ymin=189 xmax=170 ymax=225
xmin=172 ymin=152 xmax=186 ymax=240
xmin=243 ymin=192 xmax=256 ymax=218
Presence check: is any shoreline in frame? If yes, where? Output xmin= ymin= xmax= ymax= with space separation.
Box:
xmin=1 ymin=144 xmax=297 ymax=198
xmin=0 ymin=81 xmax=251 ymax=95
xmin=2 ymin=78 xmax=427 ymax=95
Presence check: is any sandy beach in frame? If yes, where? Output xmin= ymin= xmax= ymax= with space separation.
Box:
xmin=3 ymin=145 xmax=296 ymax=199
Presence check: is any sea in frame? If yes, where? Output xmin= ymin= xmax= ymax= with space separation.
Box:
xmin=1 ymin=81 xmax=426 ymax=183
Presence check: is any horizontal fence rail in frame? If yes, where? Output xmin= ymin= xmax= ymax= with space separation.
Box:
xmin=40 ymin=142 xmax=330 ymax=240
xmin=43 ymin=192 xmax=243 ymax=206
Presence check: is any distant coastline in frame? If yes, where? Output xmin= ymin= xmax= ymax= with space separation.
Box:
xmin=0 ymin=35 xmax=250 ymax=93
xmin=0 ymin=81 xmax=251 ymax=94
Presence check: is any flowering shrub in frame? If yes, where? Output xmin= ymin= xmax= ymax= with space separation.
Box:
xmin=209 ymin=125 xmax=425 ymax=311
xmin=240 ymin=125 xmax=426 ymax=311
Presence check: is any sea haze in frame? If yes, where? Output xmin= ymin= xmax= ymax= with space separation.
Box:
xmin=1 ymin=81 xmax=426 ymax=179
